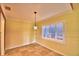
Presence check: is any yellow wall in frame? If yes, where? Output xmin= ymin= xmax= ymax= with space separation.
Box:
xmin=5 ymin=17 xmax=33 ymax=50
xmin=73 ymin=4 xmax=79 ymax=55
xmin=36 ymin=4 xmax=79 ymax=56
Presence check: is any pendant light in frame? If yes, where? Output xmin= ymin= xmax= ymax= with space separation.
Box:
xmin=34 ymin=11 xmax=38 ymax=30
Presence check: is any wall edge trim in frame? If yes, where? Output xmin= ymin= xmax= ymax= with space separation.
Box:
xmin=36 ymin=42 xmax=65 ymax=56
xmin=5 ymin=41 xmax=36 ymax=51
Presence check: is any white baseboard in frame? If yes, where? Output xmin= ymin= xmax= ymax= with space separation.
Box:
xmin=36 ymin=42 xmax=65 ymax=56
xmin=5 ymin=41 xmax=36 ymax=51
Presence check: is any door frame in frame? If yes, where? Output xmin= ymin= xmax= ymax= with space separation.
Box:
xmin=0 ymin=4 xmax=6 ymax=56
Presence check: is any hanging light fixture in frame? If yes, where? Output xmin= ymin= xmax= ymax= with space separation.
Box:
xmin=34 ymin=11 xmax=38 ymax=30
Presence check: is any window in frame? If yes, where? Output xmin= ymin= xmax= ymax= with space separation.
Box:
xmin=42 ymin=22 xmax=64 ymax=43
xmin=49 ymin=24 xmax=56 ymax=38
xmin=56 ymin=23 xmax=64 ymax=40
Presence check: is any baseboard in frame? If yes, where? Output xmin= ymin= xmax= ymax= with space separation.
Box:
xmin=5 ymin=41 xmax=36 ymax=51
xmin=36 ymin=42 xmax=65 ymax=56
xmin=5 ymin=41 xmax=65 ymax=56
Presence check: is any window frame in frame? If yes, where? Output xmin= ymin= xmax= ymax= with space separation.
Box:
xmin=42 ymin=22 xmax=65 ymax=44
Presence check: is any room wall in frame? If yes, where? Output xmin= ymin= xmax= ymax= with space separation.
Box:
xmin=73 ymin=4 xmax=79 ymax=55
xmin=36 ymin=4 xmax=79 ymax=56
xmin=5 ymin=17 xmax=33 ymax=50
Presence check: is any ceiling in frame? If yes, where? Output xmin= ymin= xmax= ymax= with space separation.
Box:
xmin=2 ymin=3 xmax=72 ymax=22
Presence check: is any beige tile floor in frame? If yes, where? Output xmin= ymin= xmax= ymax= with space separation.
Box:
xmin=5 ymin=43 xmax=62 ymax=56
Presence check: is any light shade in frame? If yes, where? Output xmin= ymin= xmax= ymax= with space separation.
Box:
xmin=34 ymin=25 xmax=38 ymax=30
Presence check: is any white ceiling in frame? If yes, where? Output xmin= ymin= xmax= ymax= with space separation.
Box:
xmin=2 ymin=3 xmax=72 ymax=22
